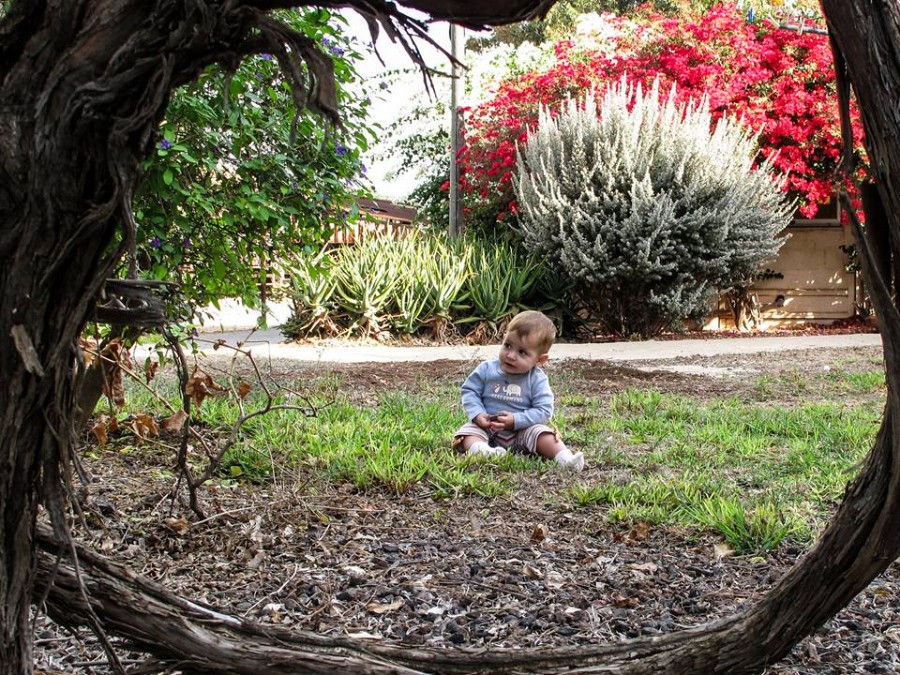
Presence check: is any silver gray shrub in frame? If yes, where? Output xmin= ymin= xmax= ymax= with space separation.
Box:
xmin=514 ymin=78 xmax=793 ymax=337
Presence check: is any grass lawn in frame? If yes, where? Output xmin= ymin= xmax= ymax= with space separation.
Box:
xmin=105 ymin=344 xmax=885 ymax=556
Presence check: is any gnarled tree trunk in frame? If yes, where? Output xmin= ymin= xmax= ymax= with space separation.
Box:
xmin=6 ymin=0 xmax=900 ymax=673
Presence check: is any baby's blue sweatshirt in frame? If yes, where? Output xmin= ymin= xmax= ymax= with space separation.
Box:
xmin=460 ymin=359 xmax=554 ymax=430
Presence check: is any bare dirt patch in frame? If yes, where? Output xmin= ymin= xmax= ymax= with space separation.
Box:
xmin=34 ymin=344 xmax=899 ymax=674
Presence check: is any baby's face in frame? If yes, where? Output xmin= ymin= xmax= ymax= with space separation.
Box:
xmin=499 ymin=331 xmax=547 ymax=374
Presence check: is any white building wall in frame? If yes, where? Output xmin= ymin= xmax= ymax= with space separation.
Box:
xmin=707 ymin=224 xmax=858 ymax=329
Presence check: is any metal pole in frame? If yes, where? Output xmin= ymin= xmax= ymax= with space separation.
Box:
xmin=448 ymin=24 xmax=462 ymax=238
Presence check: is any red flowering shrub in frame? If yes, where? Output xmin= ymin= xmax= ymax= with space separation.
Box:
xmin=459 ymin=3 xmax=866 ymax=225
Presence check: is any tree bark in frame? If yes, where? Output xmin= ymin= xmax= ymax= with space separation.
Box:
xmin=1 ymin=5 xmax=133 ymax=669
xmin=7 ymin=0 xmax=900 ymax=673
xmin=859 ymin=182 xmax=892 ymax=301
xmin=35 ymin=525 xmax=429 ymax=675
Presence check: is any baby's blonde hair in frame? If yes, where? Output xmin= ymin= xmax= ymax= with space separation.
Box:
xmin=506 ymin=310 xmax=557 ymax=355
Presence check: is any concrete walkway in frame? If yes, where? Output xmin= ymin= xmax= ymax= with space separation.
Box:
xmin=192 ymin=328 xmax=883 ymax=364
xmin=192 ymin=300 xmax=884 ymax=363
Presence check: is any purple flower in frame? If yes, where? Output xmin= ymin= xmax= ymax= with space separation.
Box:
xmin=330 ymin=46 xmax=344 ymax=57
xmin=335 ymin=145 xmax=348 ymax=156
xmin=360 ymin=163 xmax=367 ymax=175
xmin=291 ymin=181 xmax=299 ymax=189
xmin=260 ymin=53 xmax=273 ymax=61
xmin=159 ymin=139 xmax=172 ymax=150
xmin=183 ymin=237 xmax=193 ymax=249
xmin=150 ymin=236 xmax=162 ymax=249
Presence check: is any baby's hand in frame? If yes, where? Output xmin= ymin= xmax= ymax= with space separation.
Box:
xmin=491 ymin=411 xmax=514 ymax=431
xmin=474 ymin=413 xmax=492 ymax=429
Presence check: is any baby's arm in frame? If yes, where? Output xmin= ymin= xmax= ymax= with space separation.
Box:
xmin=512 ymin=371 xmax=554 ymax=429
xmin=461 ymin=363 xmax=491 ymax=428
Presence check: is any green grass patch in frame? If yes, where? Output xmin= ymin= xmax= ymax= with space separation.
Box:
xmin=112 ymin=360 xmax=883 ymax=555
xmin=566 ymin=387 xmax=878 ymax=553
xmin=682 ymin=497 xmax=805 ymax=555
xmin=825 ymin=368 xmax=886 ymax=395
xmin=751 ymin=367 xmax=885 ymax=401
xmin=192 ymin=386 xmax=537 ymax=497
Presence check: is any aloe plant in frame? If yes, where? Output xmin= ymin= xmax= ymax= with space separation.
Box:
xmin=331 ymin=236 xmax=399 ymax=337
xmin=459 ymin=239 xmax=541 ymax=334
xmin=526 ymin=260 xmax=576 ymax=330
xmin=283 ymin=232 xmax=573 ymax=341
xmin=389 ymin=235 xmax=434 ymax=335
xmin=282 ymin=257 xmax=338 ymax=338
xmin=420 ymin=237 xmax=470 ymax=341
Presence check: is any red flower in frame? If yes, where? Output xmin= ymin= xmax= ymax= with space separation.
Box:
xmin=458 ymin=2 xmax=866 ymax=224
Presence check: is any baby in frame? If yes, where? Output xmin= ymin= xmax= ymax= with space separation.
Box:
xmin=453 ymin=310 xmax=584 ymax=471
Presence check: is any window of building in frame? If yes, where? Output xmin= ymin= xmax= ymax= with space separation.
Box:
xmin=792 ymin=194 xmax=839 ymax=227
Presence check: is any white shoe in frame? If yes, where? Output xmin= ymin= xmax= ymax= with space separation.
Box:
xmin=467 ymin=442 xmax=508 ymax=458
xmin=557 ymin=450 xmax=585 ymax=471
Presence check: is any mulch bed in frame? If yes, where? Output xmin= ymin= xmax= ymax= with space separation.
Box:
xmin=33 ymin=341 xmax=900 ymax=674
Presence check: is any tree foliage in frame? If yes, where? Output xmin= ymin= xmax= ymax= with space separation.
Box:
xmin=515 ymin=79 xmax=792 ymax=337
xmin=133 ymin=9 xmax=374 ymax=317
xmin=375 ymin=73 xmax=452 ymax=223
